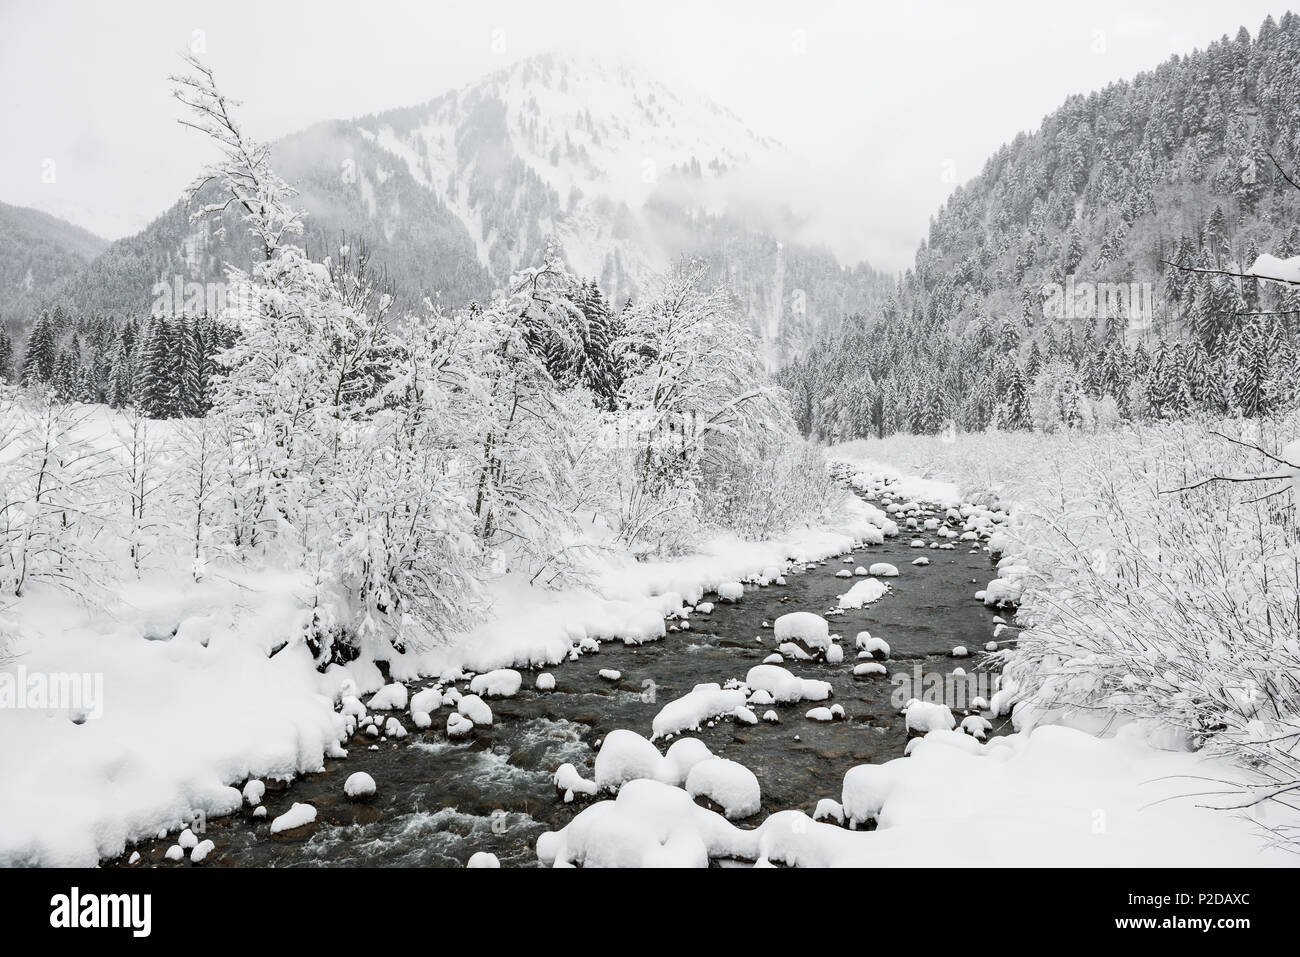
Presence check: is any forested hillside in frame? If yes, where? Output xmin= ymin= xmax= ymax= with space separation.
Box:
xmin=782 ymin=14 xmax=1300 ymax=439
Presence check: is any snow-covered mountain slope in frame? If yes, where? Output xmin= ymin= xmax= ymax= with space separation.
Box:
xmin=357 ymin=53 xmax=783 ymax=286
xmin=23 ymin=53 xmax=890 ymax=367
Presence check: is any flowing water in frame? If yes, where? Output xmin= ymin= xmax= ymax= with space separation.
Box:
xmin=108 ymin=492 xmax=1013 ymax=867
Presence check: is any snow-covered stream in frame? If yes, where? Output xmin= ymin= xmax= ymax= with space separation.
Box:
xmin=104 ymin=491 xmax=1010 ymax=867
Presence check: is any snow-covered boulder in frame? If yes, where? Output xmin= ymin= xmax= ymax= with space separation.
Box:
xmin=774 ymin=612 xmax=830 ymax=649
xmin=457 ymin=694 xmax=493 ymax=726
xmin=868 ymin=562 xmax=899 ymax=577
xmin=904 ymin=700 xmax=956 ymax=734
xmin=469 ymin=669 xmax=522 ymax=698
xmin=717 ymin=582 xmax=744 ymax=602
xmin=855 ymin=632 xmax=890 ymax=658
xmin=410 ymin=687 xmax=442 ymax=714
xmin=467 ymin=851 xmax=500 ymax=868
xmin=685 ymin=758 xmax=761 ymax=820
xmin=594 ymin=730 xmax=665 ymax=792
xmin=344 ymin=772 xmax=377 ymax=800
xmin=837 ymin=578 xmax=890 ymax=609
xmin=269 ymin=802 xmax=317 ymax=835
xmin=447 ymin=712 xmax=474 ymax=738
xmin=651 ymin=683 xmax=747 ymax=739
xmin=745 ymin=664 xmax=832 ymax=703
xmin=535 ymin=672 xmax=556 ymax=691
xmin=368 ymin=682 xmax=408 ymax=711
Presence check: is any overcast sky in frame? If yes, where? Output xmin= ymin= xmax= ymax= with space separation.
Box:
xmin=0 ymin=0 xmax=1288 ymax=271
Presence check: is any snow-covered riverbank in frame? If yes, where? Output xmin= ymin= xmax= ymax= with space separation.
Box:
xmin=0 ymin=493 xmax=886 ymax=866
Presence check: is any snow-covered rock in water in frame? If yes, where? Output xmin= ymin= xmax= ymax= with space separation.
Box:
xmin=178 ymin=828 xmax=198 ymax=849
xmin=835 ymin=569 xmax=852 ymax=578
xmin=598 ymin=668 xmax=622 ymax=682
xmin=368 ymin=682 xmax=408 ymax=711
xmin=951 ymin=645 xmax=969 ymax=657
xmin=469 ymin=669 xmax=522 ymax=698
xmin=910 ymin=539 xmax=926 ymax=548
xmin=447 ymin=712 xmax=475 ymax=738
xmin=806 ymin=707 xmax=834 ymax=722
xmin=412 ymin=710 xmax=432 ymax=729
xmin=718 ymin=582 xmax=744 ymax=602
xmin=535 ymin=672 xmax=556 ymax=691
xmin=985 ymin=641 xmax=999 ymax=652
xmin=778 ymin=641 xmax=813 ymax=661
xmin=868 ymin=562 xmax=899 ymax=577
xmin=537 ymin=778 xmax=745 ymax=868
xmin=855 ymin=632 xmax=890 ymax=658
xmin=912 ymin=556 xmax=931 ymax=566
xmin=853 ymin=662 xmax=887 ymax=676
xmin=733 ymin=706 xmax=758 ymax=725
xmin=685 ymin=758 xmax=761 ymax=820
xmin=270 ymin=803 xmax=317 ymax=834
xmin=960 ymin=715 xmax=993 ymax=740
xmin=458 ymin=694 xmax=493 ymax=726
xmin=594 ymin=729 xmax=666 ymax=792
xmin=410 ymin=687 xmax=442 ymax=714
xmin=774 ymin=612 xmax=830 ymax=649
xmin=344 ymin=771 xmax=377 ymax=799
xmin=695 ymin=602 xmax=714 ymax=614
xmin=554 ymin=762 xmax=598 ymax=796
xmin=651 ymin=682 xmax=747 ymax=739
xmin=853 ymin=566 xmax=868 ymax=576
xmin=747 ymin=688 xmax=775 ymax=706
xmin=762 ymin=710 xmax=779 ymax=723
xmin=983 ymin=567 xmax=1030 ymax=607
xmin=813 ymin=798 xmax=845 ymax=825
xmin=745 ymin=664 xmax=832 ymax=703
xmin=837 ymin=578 xmax=890 ymax=610
xmin=842 ymin=762 xmax=900 ymax=827
xmin=190 ymin=839 xmax=215 ymax=863
xmin=825 ymin=643 xmax=844 ymax=665
xmin=762 ymin=652 xmax=784 ymax=664
xmin=904 ymin=700 xmax=956 ymax=734
xmin=242 ymin=780 xmax=265 ymax=807
xmin=384 ymin=716 xmax=407 ymax=739
xmin=164 ymin=845 xmax=184 ymax=861
xmin=467 ymin=851 xmax=501 ymax=868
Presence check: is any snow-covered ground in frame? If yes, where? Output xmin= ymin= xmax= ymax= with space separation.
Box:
xmin=0 ymin=488 xmax=885 ymax=866
xmin=6 ymin=421 xmax=1297 ymax=868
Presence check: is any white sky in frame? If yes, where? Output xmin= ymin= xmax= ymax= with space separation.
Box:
xmin=0 ymin=0 xmax=1288 ymax=272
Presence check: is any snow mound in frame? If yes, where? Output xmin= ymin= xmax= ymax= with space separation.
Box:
xmin=837 ymin=579 xmax=890 ymax=609
xmin=745 ymin=664 xmax=832 ymax=703
xmin=905 ymin=701 xmax=956 ymax=734
xmin=651 ymin=683 xmax=748 ymax=739
xmin=469 ymin=669 xmax=523 ymax=698
xmin=269 ymin=802 xmax=317 ymax=834
xmin=685 ymin=758 xmax=762 ymax=819
xmin=773 ymin=612 xmax=830 ymax=649
xmin=344 ymin=771 xmax=377 ymax=799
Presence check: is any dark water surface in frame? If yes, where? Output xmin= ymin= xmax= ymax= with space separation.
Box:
xmin=109 ymin=493 xmax=1011 ymax=867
